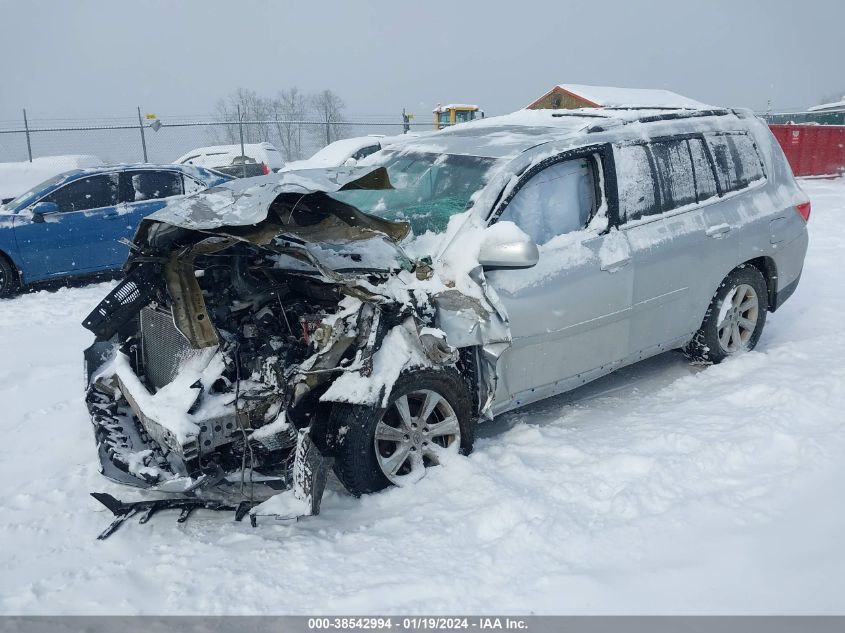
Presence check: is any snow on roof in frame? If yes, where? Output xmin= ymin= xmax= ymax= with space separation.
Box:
xmin=433 ymin=104 xmax=480 ymax=113
xmin=808 ymin=98 xmax=845 ymax=112
xmin=532 ymin=84 xmax=710 ymax=110
xmin=282 ymin=136 xmax=386 ymax=171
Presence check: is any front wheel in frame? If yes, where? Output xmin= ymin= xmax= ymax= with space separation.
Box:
xmin=684 ymin=265 xmax=768 ymax=364
xmin=0 ymin=255 xmax=18 ymax=298
xmin=331 ymin=368 xmax=474 ymax=497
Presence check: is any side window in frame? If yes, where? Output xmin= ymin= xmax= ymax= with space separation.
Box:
xmin=121 ymin=170 xmax=183 ymax=203
xmin=614 ymin=144 xmax=658 ymax=222
xmin=731 ymin=134 xmax=766 ymax=186
xmin=687 ymin=138 xmax=718 ymax=201
xmin=705 ymin=133 xmax=765 ymax=194
xmin=42 ymin=174 xmax=119 ymax=212
xmin=182 ymin=175 xmax=205 ymax=195
xmin=650 ymin=139 xmax=696 ymax=211
xmin=498 ymin=156 xmax=596 ymax=245
xmin=352 ymin=145 xmax=380 ymax=161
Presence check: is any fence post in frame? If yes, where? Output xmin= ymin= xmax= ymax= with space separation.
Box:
xmin=137 ymin=106 xmax=148 ymax=162
xmin=237 ymin=104 xmax=246 ymax=178
xmin=325 ymin=120 xmax=330 ymax=145
xmin=22 ymin=109 xmax=33 ymax=162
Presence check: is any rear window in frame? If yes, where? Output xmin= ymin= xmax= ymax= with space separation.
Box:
xmin=705 ymin=133 xmax=766 ymax=194
xmin=687 ymin=138 xmax=718 ymax=201
xmin=614 ymin=144 xmax=659 ymax=222
xmin=650 ymin=139 xmax=697 ymax=210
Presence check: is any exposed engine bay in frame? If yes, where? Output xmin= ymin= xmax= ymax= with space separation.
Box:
xmin=82 ymin=166 xmax=505 ymax=537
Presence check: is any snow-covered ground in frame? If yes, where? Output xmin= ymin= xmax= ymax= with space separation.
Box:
xmin=0 ymin=178 xmax=843 ymax=615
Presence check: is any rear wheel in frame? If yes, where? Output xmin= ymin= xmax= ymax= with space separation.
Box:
xmin=331 ymin=368 xmax=473 ymax=496
xmin=0 ymin=255 xmax=18 ymax=298
xmin=684 ymin=265 xmax=768 ymax=364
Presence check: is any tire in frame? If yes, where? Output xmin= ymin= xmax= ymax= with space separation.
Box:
xmin=684 ymin=265 xmax=768 ymax=364
xmin=0 ymin=254 xmax=19 ymax=298
xmin=331 ymin=367 xmax=474 ymax=497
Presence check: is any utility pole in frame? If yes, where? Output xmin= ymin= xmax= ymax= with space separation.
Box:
xmin=137 ymin=106 xmax=149 ymax=162
xmin=23 ymin=109 xmax=32 ymax=162
xmin=238 ymin=104 xmax=246 ymax=178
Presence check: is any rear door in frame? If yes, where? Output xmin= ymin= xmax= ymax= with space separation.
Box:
xmin=13 ymin=173 xmax=120 ymax=280
xmin=484 ymin=149 xmax=634 ymax=413
xmin=618 ymin=136 xmax=740 ymax=357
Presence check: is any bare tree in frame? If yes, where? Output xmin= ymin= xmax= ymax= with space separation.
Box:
xmin=311 ymin=89 xmax=346 ymax=145
xmin=213 ymin=88 xmax=273 ymax=145
xmin=270 ymin=87 xmax=309 ymax=161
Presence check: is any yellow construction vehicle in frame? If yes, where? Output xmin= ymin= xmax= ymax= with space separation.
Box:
xmin=433 ymin=104 xmax=484 ymax=129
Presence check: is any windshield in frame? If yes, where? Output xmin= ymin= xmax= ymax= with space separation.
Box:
xmin=328 ymin=151 xmax=497 ymax=236
xmin=2 ymin=172 xmax=77 ymax=212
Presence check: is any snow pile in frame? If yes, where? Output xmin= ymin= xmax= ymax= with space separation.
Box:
xmin=0 ymin=155 xmax=103 ymax=201
xmin=0 ymin=179 xmax=844 ymax=614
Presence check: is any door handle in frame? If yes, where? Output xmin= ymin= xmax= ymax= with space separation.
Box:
xmin=600 ymin=257 xmax=630 ymax=272
xmin=706 ymin=223 xmax=731 ymax=238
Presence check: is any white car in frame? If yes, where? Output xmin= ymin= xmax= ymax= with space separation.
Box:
xmin=174 ymin=142 xmax=284 ymax=173
xmin=283 ymin=134 xmax=419 ymax=171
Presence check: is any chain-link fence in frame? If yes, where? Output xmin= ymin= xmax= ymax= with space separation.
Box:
xmin=0 ymin=109 xmax=434 ymax=167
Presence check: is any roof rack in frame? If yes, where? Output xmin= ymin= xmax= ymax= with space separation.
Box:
xmin=586 ymin=108 xmax=732 ymax=133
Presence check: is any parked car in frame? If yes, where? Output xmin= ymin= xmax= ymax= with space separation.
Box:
xmin=0 ymin=164 xmax=229 ymax=296
xmin=83 ymin=105 xmax=809 ymax=533
xmin=175 ymin=142 xmax=284 ymax=176
xmin=282 ymin=134 xmax=418 ymax=171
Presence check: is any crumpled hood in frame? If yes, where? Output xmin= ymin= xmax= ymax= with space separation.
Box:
xmin=139 ymin=165 xmax=409 ymax=244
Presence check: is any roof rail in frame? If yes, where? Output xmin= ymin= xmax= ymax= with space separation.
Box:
xmin=587 ymin=108 xmax=732 ymax=133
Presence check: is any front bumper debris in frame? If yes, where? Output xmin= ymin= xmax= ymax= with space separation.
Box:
xmin=90 ymin=425 xmax=333 ymax=539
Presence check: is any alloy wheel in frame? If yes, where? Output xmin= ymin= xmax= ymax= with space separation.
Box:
xmin=373 ymin=389 xmax=461 ymax=486
xmin=717 ymin=283 xmax=759 ymax=353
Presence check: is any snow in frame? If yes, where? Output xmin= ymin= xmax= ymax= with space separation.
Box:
xmin=321 ymin=322 xmax=432 ymax=407
xmin=0 ymin=155 xmax=103 ymax=201
xmin=545 ymin=84 xmax=710 ymax=110
xmin=807 ymin=97 xmax=845 ymax=112
xmin=0 ymin=178 xmax=844 ymax=614
xmin=433 ymin=104 xmax=479 ymax=112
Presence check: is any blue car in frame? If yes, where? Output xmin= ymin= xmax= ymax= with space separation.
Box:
xmin=0 ymin=164 xmax=230 ymax=296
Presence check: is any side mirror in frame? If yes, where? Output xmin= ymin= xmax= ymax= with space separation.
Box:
xmin=30 ymin=201 xmax=59 ymax=223
xmin=478 ymin=222 xmax=539 ymax=270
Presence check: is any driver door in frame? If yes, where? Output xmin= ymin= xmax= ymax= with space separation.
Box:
xmin=13 ymin=173 xmax=120 ymax=281
xmin=484 ymin=151 xmax=634 ymax=414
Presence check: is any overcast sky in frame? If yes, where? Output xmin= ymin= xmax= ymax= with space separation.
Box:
xmin=1 ymin=0 xmax=843 ymax=124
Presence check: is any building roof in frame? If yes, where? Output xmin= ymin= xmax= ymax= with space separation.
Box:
xmin=528 ymin=83 xmax=710 ymax=110
xmin=808 ymin=97 xmax=845 ymax=112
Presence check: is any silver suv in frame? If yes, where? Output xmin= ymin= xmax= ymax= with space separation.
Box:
xmin=83 ymin=105 xmax=809 ymax=533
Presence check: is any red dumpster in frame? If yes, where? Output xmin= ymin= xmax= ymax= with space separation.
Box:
xmin=768 ymin=124 xmax=845 ymax=177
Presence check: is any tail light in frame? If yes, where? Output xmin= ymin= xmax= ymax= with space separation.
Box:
xmin=795 ymin=201 xmax=811 ymax=222
xmin=261 ymin=162 xmax=270 ymax=175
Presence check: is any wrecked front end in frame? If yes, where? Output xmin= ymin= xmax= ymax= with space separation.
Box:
xmin=82 ymin=166 xmax=499 ymax=537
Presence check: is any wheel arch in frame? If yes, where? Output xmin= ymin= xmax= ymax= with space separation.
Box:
xmin=741 ymin=256 xmax=777 ymax=311
xmin=0 ymin=248 xmax=23 ymax=289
